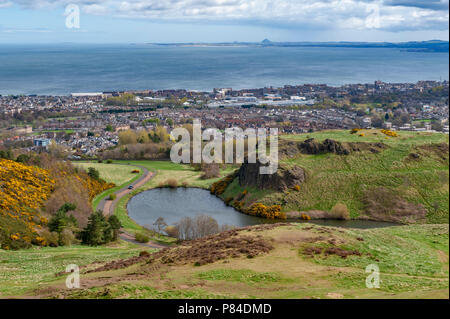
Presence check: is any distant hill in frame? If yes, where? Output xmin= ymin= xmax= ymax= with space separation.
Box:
xmin=151 ymin=40 xmax=449 ymax=52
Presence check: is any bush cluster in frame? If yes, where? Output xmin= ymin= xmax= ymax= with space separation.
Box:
xmin=381 ymin=129 xmax=398 ymax=137
xmin=244 ymin=203 xmax=286 ymax=220
xmin=210 ymin=172 xmax=236 ymax=196
xmin=135 ymin=232 xmax=150 ymax=243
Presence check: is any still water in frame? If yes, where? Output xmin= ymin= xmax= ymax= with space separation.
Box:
xmin=127 ymin=188 xmax=398 ymax=229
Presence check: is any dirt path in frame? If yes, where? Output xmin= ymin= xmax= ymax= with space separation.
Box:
xmin=97 ymin=164 xmax=167 ymax=249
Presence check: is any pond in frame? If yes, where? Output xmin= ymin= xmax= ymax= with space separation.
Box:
xmin=127 ymin=188 xmax=399 ymax=229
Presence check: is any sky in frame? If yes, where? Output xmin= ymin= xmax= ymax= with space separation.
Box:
xmin=0 ymin=0 xmax=448 ymax=43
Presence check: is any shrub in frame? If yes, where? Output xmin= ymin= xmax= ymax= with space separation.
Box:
xmin=200 ymin=163 xmax=220 ymax=179
xmin=0 ymin=215 xmax=34 ymax=250
xmin=60 ymin=229 xmax=77 ymax=246
xmin=381 ymin=129 xmax=398 ymax=137
xmin=40 ymin=229 xmax=59 ymax=247
xmin=165 ymin=225 xmax=179 ymax=238
xmin=108 ymin=194 xmax=117 ymax=201
xmin=300 ymin=213 xmax=311 ymax=220
xmin=210 ymin=172 xmax=236 ymax=195
xmin=87 ymin=167 xmax=101 ymax=180
xmin=293 ymin=185 xmax=301 ymax=191
xmin=106 ymin=159 xmax=113 ymax=164
xmin=131 ymin=169 xmax=140 ymax=174
xmin=224 ymin=197 xmax=234 ymax=206
xmin=139 ymin=250 xmax=151 ymax=257
xmin=245 ymin=203 xmax=286 ymax=220
xmin=330 ymin=203 xmax=350 ymax=220
xmin=166 ymin=178 xmax=178 ymax=188
xmin=135 ymin=232 xmax=150 ymax=243
xmin=16 ymin=154 xmax=31 ymax=164
xmin=0 ymin=159 xmax=55 ymax=249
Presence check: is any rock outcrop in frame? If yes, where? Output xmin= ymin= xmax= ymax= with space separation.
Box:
xmin=237 ymin=161 xmax=306 ymax=191
xmin=279 ymin=138 xmax=387 ymax=158
xmin=298 ymin=138 xmax=350 ymax=155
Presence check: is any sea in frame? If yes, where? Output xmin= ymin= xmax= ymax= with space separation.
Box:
xmin=0 ymin=44 xmax=448 ymax=96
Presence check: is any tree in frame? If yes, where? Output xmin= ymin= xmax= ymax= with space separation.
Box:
xmin=48 ymin=203 xmax=78 ymax=245
xmin=384 ymin=113 xmax=390 ymax=121
xmin=16 ymin=154 xmax=30 ymax=164
xmin=48 ymin=203 xmax=77 ymax=234
xmin=105 ymin=124 xmax=114 ymax=132
xmin=370 ymin=115 xmax=383 ymax=128
xmin=108 ymin=215 xmax=122 ymax=240
xmin=431 ymin=121 xmax=443 ymax=131
xmin=81 ymin=211 xmax=111 ymax=246
xmin=87 ymin=167 xmax=100 ymax=180
xmin=118 ymin=129 xmax=138 ymax=145
xmin=153 ymin=217 xmax=167 ymax=234
xmin=0 ymin=149 xmax=13 ymax=160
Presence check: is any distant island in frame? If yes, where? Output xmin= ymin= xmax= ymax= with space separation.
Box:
xmin=150 ymin=40 xmax=449 ymax=52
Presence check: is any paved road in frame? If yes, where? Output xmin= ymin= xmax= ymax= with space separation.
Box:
xmin=98 ymin=164 xmax=167 ymax=249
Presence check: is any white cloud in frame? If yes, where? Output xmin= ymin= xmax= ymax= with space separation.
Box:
xmin=0 ymin=0 xmax=13 ymax=8
xmin=4 ymin=0 xmax=449 ymax=31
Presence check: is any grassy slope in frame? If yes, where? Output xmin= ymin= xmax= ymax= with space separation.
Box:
xmin=33 ymin=223 xmax=449 ymax=299
xmin=224 ymin=129 xmax=449 ymax=223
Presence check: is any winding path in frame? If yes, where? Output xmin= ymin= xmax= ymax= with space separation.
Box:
xmin=97 ymin=164 xmax=167 ymax=249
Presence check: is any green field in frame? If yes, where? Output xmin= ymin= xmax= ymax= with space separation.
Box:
xmin=75 ymin=162 xmax=143 ymax=185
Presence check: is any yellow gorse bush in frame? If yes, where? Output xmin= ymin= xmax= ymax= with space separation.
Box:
xmin=381 ymin=129 xmax=398 ymax=137
xmin=0 ymin=159 xmax=55 ymax=216
xmin=1 ymin=159 xmax=55 ymax=248
xmin=245 ymin=203 xmax=286 ymax=220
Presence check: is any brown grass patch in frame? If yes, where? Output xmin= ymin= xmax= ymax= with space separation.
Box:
xmin=86 ymin=225 xmax=285 ymax=273
xmin=361 ymin=187 xmax=427 ymax=223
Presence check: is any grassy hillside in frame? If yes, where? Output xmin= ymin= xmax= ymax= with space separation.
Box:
xmin=222 ymin=129 xmax=449 ymax=224
xmin=25 ymin=223 xmax=448 ymax=299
